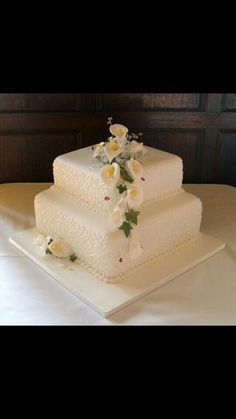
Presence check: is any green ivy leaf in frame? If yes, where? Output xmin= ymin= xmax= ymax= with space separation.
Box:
xmin=119 ymin=221 xmax=133 ymax=238
xmin=125 ymin=209 xmax=140 ymax=225
xmin=70 ymin=253 xmax=77 ymax=262
xmin=120 ymin=166 xmax=134 ymax=183
xmin=116 ymin=184 xmax=127 ymax=194
xmin=116 ymin=154 xmax=131 ymax=164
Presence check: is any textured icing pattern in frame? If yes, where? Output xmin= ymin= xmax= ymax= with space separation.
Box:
xmin=53 ymin=158 xmax=119 ymax=213
xmin=34 ymin=188 xmax=202 ymax=281
xmin=78 ymin=233 xmax=202 ymax=283
xmin=50 ymin=184 xmax=184 ymax=216
xmin=53 ymin=146 xmax=183 ymax=215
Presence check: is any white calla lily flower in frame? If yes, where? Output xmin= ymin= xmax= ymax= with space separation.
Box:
xmin=93 ymin=142 xmax=105 ymax=158
xmin=100 ymin=162 xmax=120 ymax=189
xmin=127 ymin=140 xmax=144 ymax=155
xmin=116 ymin=197 xmax=128 ymax=213
xmin=110 ymin=124 xmax=128 ymax=145
xmin=126 ymin=157 xmax=143 ymax=181
xmin=127 ymin=183 xmax=143 ymax=209
xmin=128 ymin=228 xmax=143 ymax=259
xmin=48 ymin=239 xmax=73 ymax=258
xmin=109 ymin=207 xmax=124 ymax=228
xmin=104 ymin=138 xmax=123 ymax=162
xmin=109 ymin=197 xmax=127 ymax=228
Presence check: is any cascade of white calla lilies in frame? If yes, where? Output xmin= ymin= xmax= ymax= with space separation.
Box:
xmin=94 ymin=122 xmax=145 ymax=260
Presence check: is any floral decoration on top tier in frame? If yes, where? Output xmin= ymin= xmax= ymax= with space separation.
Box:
xmin=93 ymin=117 xmax=146 ymax=259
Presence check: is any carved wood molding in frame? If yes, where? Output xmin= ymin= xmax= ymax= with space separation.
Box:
xmin=1 ymin=111 xmax=236 ymax=134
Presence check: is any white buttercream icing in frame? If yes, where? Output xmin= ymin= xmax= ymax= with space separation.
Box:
xmin=34 ymin=143 xmax=203 ymax=282
xmin=34 ymin=187 xmax=202 ymax=281
xmin=53 ymin=145 xmax=183 ymax=215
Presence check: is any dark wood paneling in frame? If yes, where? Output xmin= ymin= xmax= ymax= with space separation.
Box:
xmin=221 ymin=94 xmax=236 ymax=112
xmin=79 ymin=94 xmax=101 ymax=111
xmin=207 ymin=94 xmax=222 ymax=112
xmin=202 ymin=128 xmax=220 ymax=183
xmin=141 ymin=130 xmax=204 ymax=183
xmin=202 ymin=128 xmax=236 ymax=186
xmin=0 ymin=111 xmax=208 ymax=133
xmin=0 ymin=94 xmax=75 ymax=112
xmin=101 ymin=94 xmax=202 ymax=111
xmin=1 ymin=111 xmax=236 ymax=135
xmin=80 ymin=128 xmax=102 ymax=148
xmin=215 ymin=131 xmax=236 ymax=185
xmin=0 ymin=133 xmax=82 ymax=182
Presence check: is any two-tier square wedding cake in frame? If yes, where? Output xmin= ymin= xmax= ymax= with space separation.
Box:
xmin=34 ymin=121 xmax=202 ymax=283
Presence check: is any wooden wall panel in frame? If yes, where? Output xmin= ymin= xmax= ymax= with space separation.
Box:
xmin=100 ymin=93 xmax=202 ymax=111
xmin=221 ymin=94 xmax=236 ymax=112
xmin=141 ymin=130 xmax=204 ymax=183
xmin=0 ymin=133 xmax=82 ymax=182
xmin=80 ymin=128 xmax=102 ymax=148
xmin=215 ymin=131 xmax=236 ymax=185
xmin=0 ymin=94 xmax=75 ymax=112
xmin=202 ymin=128 xmax=236 ymax=185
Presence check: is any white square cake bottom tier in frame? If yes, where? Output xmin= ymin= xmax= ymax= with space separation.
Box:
xmin=34 ymin=187 xmax=202 ymax=282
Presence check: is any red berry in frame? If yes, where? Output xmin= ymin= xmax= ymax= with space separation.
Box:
xmin=119 ymin=258 xmax=123 ymax=262
xmin=141 ymin=177 xmax=145 ymax=181
xmin=104 ymin=196 xmax=110 ymax=201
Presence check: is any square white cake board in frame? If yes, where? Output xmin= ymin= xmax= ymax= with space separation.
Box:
xmin=9 ymin=229 xmax=225 ymax=318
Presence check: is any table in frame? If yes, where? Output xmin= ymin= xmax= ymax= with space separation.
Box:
xmin=0 ymin=183 xmax=236 ymax=325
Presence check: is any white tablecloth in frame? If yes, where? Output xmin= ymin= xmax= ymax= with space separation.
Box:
xmin=0 ymin=183 xmax=236 ymax=325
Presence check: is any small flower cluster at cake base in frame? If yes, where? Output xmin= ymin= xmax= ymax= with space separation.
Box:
xmin=33 ymin=233 xmax=77 ymax=262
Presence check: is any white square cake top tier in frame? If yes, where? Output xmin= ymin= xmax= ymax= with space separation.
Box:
xmin=53 ymin=145 xmax=183 ymax=215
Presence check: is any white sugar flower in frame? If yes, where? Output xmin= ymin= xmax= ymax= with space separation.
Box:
xmin=116 ymin=197 xmax=128 ymax=213
xmin=128 ymin=228 xmax=143 ymax=259
xmin=109 ymin=207 xmax=124 ymax=228
xmin=127 ymin=140 xmax=144 ymax=155
xmin=126 ymin=157 xmax=143 ymax=181
xmin=109 ymin=124 xmax=128 ymax=146
xmin=48 ymin=239 xmax=73 ymax=258
xmin=34 ymin=233 xmax=48 ymax=257
xmin=100 ymin=162 xmax=120 ymax=189
xmin=109 ymin=197 xmax=128 ymax=228
xmin=33 ymin=234 xmax=47 ymax=247
xmin=104 ymin=138 xmax=124 ymax=162
xmin=127 ymin=183 xmax=143 ymax=209
xmin=93 ymin=142 xmax=105 ymax=158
